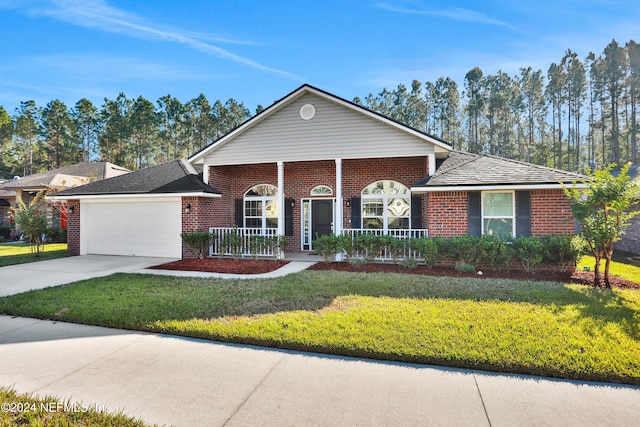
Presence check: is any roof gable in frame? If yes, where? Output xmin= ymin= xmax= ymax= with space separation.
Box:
xmin=189 ymin=84 xmax=451 ymax=166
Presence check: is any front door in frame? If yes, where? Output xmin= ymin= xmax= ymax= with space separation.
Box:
xmin=311 ymin=199 xmax=333 ymax=242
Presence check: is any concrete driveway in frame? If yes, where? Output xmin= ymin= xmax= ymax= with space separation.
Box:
xmin=0 ymin=255 xmax=176 ymax=297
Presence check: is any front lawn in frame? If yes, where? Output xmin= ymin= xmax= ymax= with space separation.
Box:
xmin=1 ymin=270 xmax=639 ymax=385
xmin=0 ymin=387 xmax=153 ymax=426
xmin=578 ymin=255 xmax=640 ymax=283
xmin=0 ymin=243 xmax=68 ymax=267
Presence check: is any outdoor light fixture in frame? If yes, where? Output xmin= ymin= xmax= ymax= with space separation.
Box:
xmin=68 ymin=206 xmax=75 ymax=214
xmin=291 ymin=200 xmax=295 ymax=207
xmin=346 ymin=198 xmax=351 ymax=208
xmin=185 ymin=203 xmax=191 ymax=213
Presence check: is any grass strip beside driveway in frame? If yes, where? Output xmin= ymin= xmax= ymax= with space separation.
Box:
xmin=0 ymin=386 xmax=154 ymax=426
xmin=0 ymin=243 xmax=68 ymax=267
xmin=1 ymin=270 xmax=639 ymax=385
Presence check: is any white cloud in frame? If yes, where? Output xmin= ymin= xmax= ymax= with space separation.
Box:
xmin=374 ymin=2 xmax=516 ymax=29
xmin=18 ymin=0 xmax=303 ymax=81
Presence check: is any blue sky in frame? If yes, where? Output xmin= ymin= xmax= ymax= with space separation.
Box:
xmin=0 ymin=0 xmax=638 ymax=114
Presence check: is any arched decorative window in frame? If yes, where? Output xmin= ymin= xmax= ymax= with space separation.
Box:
xmin=310 ymin=185 xmax=333 ymax=196
xmin=361 ymin=180 xmax=410 ymax=230
xmin=244 ymin=184 xmax=278 ymax=231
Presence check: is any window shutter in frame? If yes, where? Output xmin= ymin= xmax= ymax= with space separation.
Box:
xmin=411 ymin=195 xmax=422 ymax=229
xmin=468 ymin=192 xmax=481 ymax=237
xmin=285 ymin=198 xmax=294 ymax=236
xmin=234 ymin=199 xmax=243 ymax=227
xmin=350 ymin=197 xmax=361 ymax=229
xmin=516 ymin=191 xmax=531 ymax=237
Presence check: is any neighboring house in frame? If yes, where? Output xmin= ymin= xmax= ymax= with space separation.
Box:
xmin=0 ymin=179 xmax=13 ymax=227
xmin=50 ymin=84 xmax=587 ymax=259
xmin=613 ymin=164 xmax=640 ymax=254
xmin=0 ymin=162 xmax=130 ymax=230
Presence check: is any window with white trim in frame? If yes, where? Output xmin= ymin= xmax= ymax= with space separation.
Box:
xmin=482 ymin=191 xmax=515 ymax=238
xmin=310 ymin=185 xmax=333 ymax=196
xmin=362 ymin=180 xmax=410 ymax=230
xmin=244 ymin=184 xmax=278 ymax=232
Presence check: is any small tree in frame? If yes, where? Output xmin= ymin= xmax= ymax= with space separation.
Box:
xmin=564 ymin=163 xmax=640 ymax=287
xmin=12 ymin=191 xmax=51 ymax=256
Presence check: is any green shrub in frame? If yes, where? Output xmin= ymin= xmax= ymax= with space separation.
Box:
xmin=266 ymin=235 xmax=287 ymax=261
xmin=348 ymin=257 xmax=367 ymax=267
xmin=221 ymin=226 xmax=243 ymax=259
xmin=540 ymin=235 xmax=582 ymax=272
xmin=0 ymin=226 xmax=11 ymax=240
xmin=455 ymin=261 xmax=476 ymax=273
xmin=313 ymin=234 xmax=340 ymax=262
xmin=481 ymin=236 xmax=514 ymax=271
xmin=353 ymin=233 xmax=384 ymax=262
xmin=447 ymin=236 xmax=486 ymax=265
xmin=181 ymin=230 xmax=214 ymax=259
xmin=379 ymin=235 xmax=404 ymax=264
xmin=410 ymin=237 xmax=439 ymax=267
xmin=249 ymin=235 xmax=267 ymax=260
xmin=512 ymin=236 xmax=544 ymax=273
xmin=401 ymin=257 xmax=420 ymax=270
xmin=337 ymin=234 xmax=355 ymax=260
xmin=46 ymin=227 xmax=67 ymax=243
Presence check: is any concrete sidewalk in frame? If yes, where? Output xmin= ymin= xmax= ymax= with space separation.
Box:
xmin=142 ymin=260 xmax=317 ymax=279
xmin=0 ymin=255 xmax=317 ymax=297
xmin=1 ymin=316 xmax=638 ymax=427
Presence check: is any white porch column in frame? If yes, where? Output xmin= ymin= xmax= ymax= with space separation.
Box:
xmin=277 ymin=161 xmax=285 ymax=236
xmin=203 ymin=164 xmax=209 ymax=186
xmin=335 ymin=158 xmax=343 ymax=261
xmin=428 ymin=154 xmax=436 ymax=176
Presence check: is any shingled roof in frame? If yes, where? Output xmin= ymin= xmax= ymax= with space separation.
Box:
xmin=0 ymin=162 xmax=130 ymax=191
xmin=50 ymin=159 xmax=220 ymax=198
xmin=413 ymin=151 xmax=587 ymax=189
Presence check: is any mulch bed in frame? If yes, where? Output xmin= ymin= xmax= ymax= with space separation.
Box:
xmin=149 ymin=258 xmax=639 ymax=289
xmin=149 ymin=258 xmax=288 ymax=274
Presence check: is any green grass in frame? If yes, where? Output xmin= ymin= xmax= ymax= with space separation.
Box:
xmin=0 ymin=386 xmax=153 ymax=426
xmin=1 ymin=270 xmax=639 ymax=385
xmin=0 ymin=243 xmax=68 ymax=267
xmin=578 ymin=255 xmax=640 ymax=282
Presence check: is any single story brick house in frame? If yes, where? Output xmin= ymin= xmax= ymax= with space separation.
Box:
xmin=1 ymin=162 xmax=129 ymax=230
xmin=50 ymin=84 xmax=587 ymax=259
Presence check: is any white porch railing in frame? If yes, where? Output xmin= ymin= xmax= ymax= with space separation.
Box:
xmin=209 ymin=227 xmax=429 ymax=261
xmin=342 ymin=228 xmax=429 ymax=261
xmin=210 ymin=227 xmax=278 ymax=258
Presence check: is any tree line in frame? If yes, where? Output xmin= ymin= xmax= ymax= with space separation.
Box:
xmin=0 ymin=93 xmax=255 ymax=176
xmin=0 ymin=38 xmax=637 ymax=178
xmin=355 ymin=39 xmax=639 ymax=172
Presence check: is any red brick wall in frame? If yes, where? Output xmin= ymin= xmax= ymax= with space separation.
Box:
xmin=66 ymin=200 xmax=80 ymax=256
xmin=426 ymin=191 xmax=468 ymax=237
xmin=424 ymin=189 xmax=575 ymax=238
xmin=530 ymin=189 xmax=574 ymax=236
xmin=206 ymin=157 xmax=429 ymax=252
xmin=181 ymin=196 xmax=217 ymax=258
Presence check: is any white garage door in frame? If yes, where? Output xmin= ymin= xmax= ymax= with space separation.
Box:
xmin=82 ymin=198 xmax=182 ymax=258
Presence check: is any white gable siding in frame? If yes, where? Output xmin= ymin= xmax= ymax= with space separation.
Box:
xmin=204 ymin=93 xmax=436 ymax=166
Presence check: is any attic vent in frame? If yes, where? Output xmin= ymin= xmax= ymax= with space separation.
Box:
xmin=299 ymin=103 xmax=316 ymax=120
